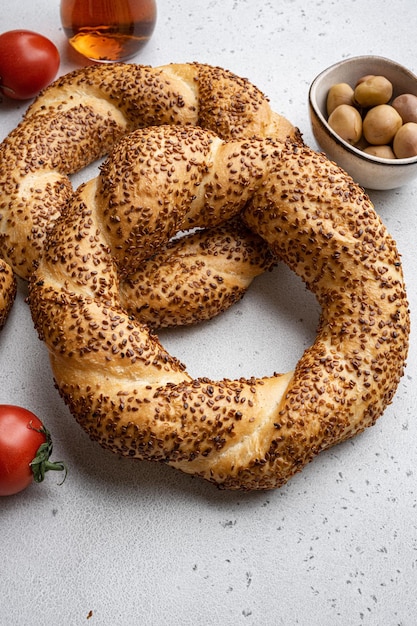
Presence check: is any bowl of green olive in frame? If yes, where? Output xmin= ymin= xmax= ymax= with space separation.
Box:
xmin=309 ymin=55 xmax=417 ymax=189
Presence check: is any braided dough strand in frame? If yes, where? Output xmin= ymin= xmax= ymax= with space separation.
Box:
xmin=119 ymin=217 xmax=277 ymax=328
xmin=29 ymin=126 xmax=409 ymax=490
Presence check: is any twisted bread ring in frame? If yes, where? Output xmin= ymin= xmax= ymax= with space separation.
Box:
xmin=0 ymin=62 xmax=296 ymax=282
xmin=29 ymin=125 xmax=409 ymax=490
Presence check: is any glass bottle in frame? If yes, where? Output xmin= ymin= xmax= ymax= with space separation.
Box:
xmin=60 ymin=0 xmax=157 ymax=63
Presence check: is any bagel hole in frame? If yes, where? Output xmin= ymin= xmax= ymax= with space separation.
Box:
xmin=158 ymin=262 xmax=320 ymax=380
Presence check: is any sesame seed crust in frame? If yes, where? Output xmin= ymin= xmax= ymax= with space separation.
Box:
xmin=0 ymin=259 xmax=16 ymax=331
xmin=119 ymin=216 xmax=276 ymax=328
xmin=28 ymin=126 xmax=409 ymax=491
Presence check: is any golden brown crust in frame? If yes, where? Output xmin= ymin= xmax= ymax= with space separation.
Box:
xmin=119 ymin=217 xmax=277 ymax=328
xmin=0 ymin=259 xmax=16 ymax=332
xmin=29 ymin=126 xmax=409 ymax=490
xmin=0 ymin=62 xmax=297 ymax=281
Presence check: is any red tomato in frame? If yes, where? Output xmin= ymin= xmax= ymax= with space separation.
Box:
xmin=0 ymin=30 xmax=60 ymax=100
xmin=0 ymin=405 xmax=66 ymax=496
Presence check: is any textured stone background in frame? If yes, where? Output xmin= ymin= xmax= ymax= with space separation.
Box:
xmin=1 ymin=1 xmax=416 ymax=624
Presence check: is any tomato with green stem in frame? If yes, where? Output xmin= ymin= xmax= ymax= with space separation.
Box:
xmin=0 ymin=405 xmax=67 ymax=496
xmin=0 ymin=30 xmax=60 ymax=100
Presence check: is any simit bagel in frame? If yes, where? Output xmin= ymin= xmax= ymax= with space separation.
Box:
xmin=29 ymin=125 xmax=409 ymax=490
xmin=0 ymin=62 xmax=297 ymax=283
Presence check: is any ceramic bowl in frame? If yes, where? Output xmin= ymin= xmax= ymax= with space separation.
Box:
xmin=309 ymin=55 xmax=417 ymax=190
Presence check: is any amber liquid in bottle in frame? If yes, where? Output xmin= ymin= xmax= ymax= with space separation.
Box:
xmin=60 ymin=0 xmax=157 ymax=62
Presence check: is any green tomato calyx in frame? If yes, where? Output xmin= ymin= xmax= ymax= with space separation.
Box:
xmin=29 ymin=423 xmax=68 ymax=485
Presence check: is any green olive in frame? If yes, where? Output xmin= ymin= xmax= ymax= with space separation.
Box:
xmin=362 ymin=104 xmax=402 ymax=145
xmin=363 ymin=145 xmax=396 ymax=159
xmin=328 ymin=104 xmax=362 ymax=144
xmin=326 ymin=83 xmax=355 ymax=115
xmin=354 ymin=75 xmax=393 ymax=107
xmin=393 ymin=122 xmax=417 ymax=158
xmin=392 ymin=93 xmax=417 ymax=123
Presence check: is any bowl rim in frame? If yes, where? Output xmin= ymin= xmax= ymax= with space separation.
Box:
xmin=309 ymin=55 xmax=417 ymax=168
